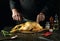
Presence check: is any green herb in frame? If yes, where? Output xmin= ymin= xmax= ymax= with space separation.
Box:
xmin=1 ymin=30 xmax=13 ymax=37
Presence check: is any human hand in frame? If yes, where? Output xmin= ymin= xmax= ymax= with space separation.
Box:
xmin=36 ymin=13 xmax=45 ymax=23
xmin=12 ymin=9 xmax=22 ymax=21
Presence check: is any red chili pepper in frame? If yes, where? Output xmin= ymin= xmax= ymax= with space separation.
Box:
xmin=41 ymin=32 xmax=52 ymax=37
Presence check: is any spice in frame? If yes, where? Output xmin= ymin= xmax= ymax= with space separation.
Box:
xmin=45 ymin=22 xmax=50 ymax=30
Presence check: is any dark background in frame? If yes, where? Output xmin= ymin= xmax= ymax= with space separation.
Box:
xmin=0 ymin=0 xmax=59 ymax=29
xmin=0 ymin=0 xmax=14 ymax=29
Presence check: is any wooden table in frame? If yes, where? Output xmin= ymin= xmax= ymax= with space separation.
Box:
xmin=0 ymin=26 xmax=60 ymax=41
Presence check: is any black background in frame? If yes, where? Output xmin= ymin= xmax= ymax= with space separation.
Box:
xmin=0 ymin=0 xmax=14 ymax=29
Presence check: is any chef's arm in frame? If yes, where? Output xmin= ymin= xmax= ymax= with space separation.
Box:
xmin=40 ymin=0 xmax=55 ymax=21
xmin=9 ymin=0 xmax=22 ymax=21
xmin=36 ymin=6 xmax=48 ymax=21
xmin=36 ymin=0 xmax=55 ymax=22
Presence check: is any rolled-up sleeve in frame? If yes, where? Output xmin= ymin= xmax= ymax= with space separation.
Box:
xmin=40 ymin=0 xmax=49 ymax=14
xmin=10 ymin=0 xmax=16 ymax=10
xmin=41 ymin=0 xmax=55 ymax=15
xmin=41 ymin=6 xmax=48 ymax=14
